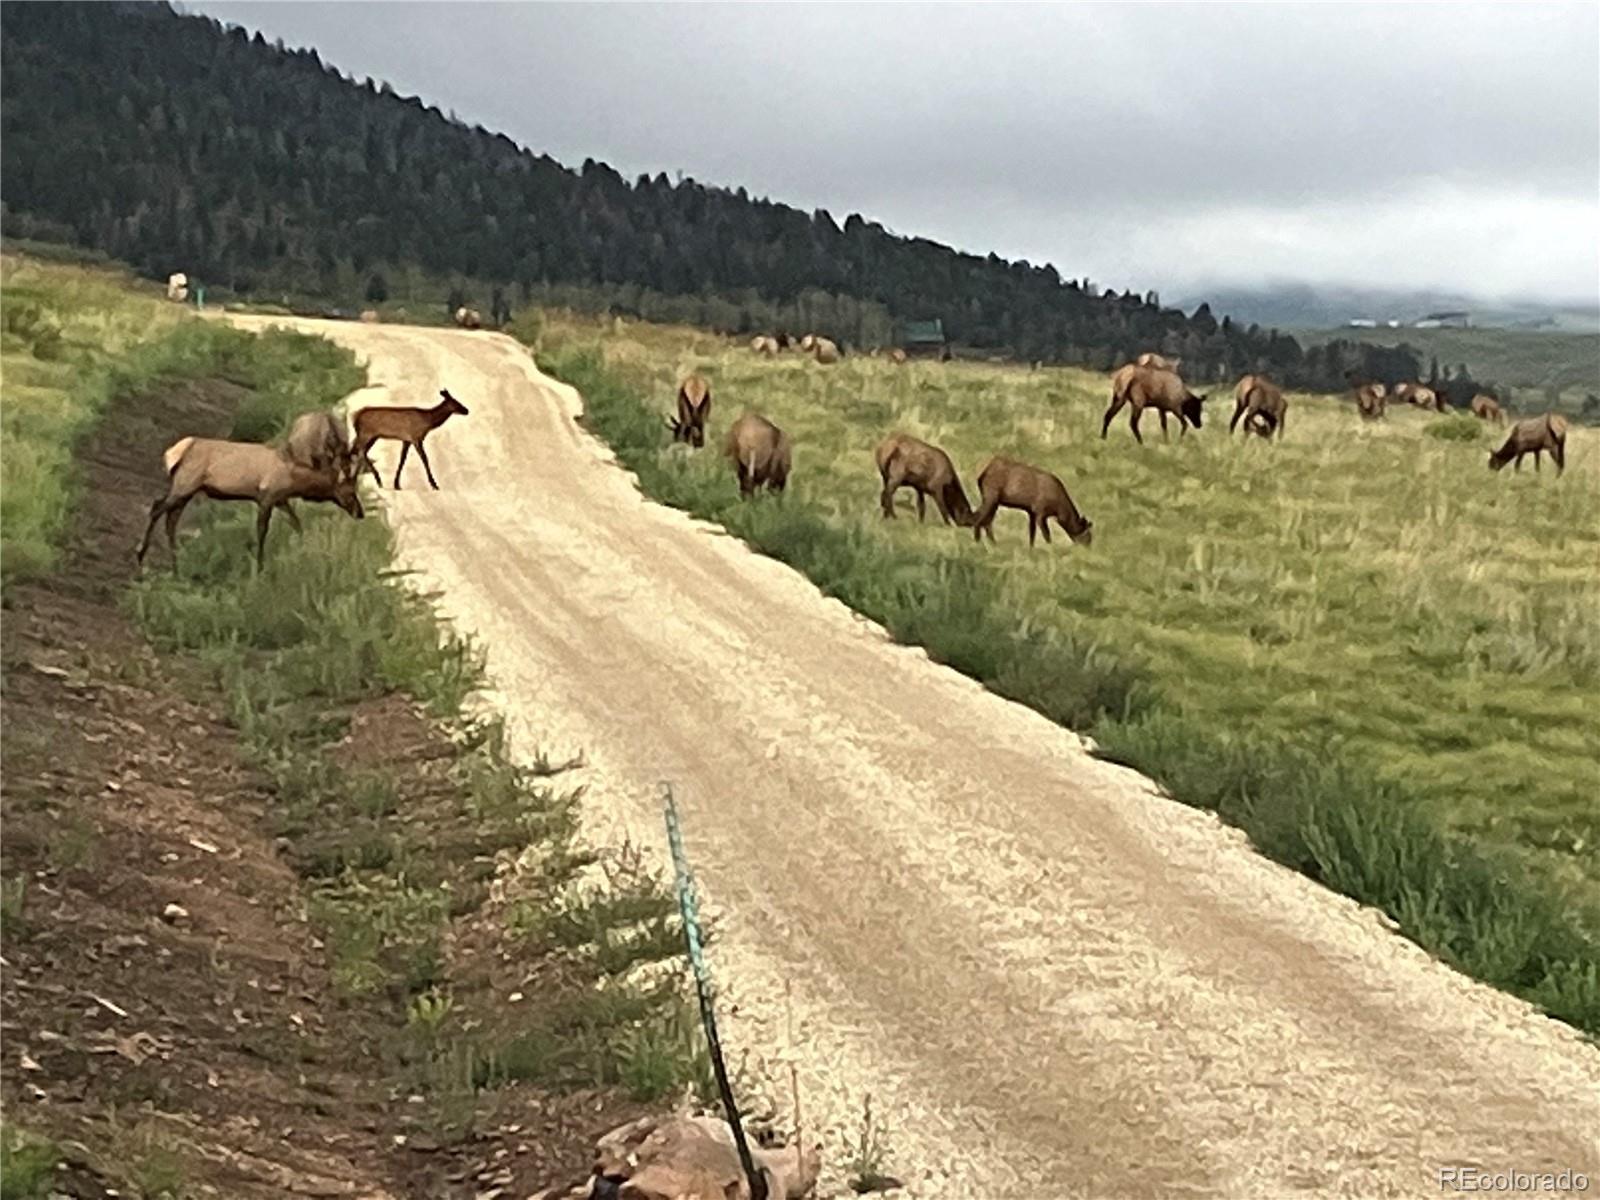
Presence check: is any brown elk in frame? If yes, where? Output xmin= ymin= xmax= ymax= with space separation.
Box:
xmin=284 ymin=409 xmax=351 ymax=472
xmin=811 ymin=337 xmax=840 ymax=364
xmin=669 ymin=374 xmax=712 ymax=448
xmin=970 ymin=457 xmax=1092 ymax=548
xmin=750 ymin=335 xmax=779 ymax=356
xmin=352 ymin=389 xmax=470 ymax=490
xmin=1353 ymin=381 xmax=1388 ymax=420
xmin=1101 ymin=365 xmax=1207 ymax=443
xmin=874 ymin=433 xmax=973 ymax=525
xmin=1470 ymin=393 xmax=1506 ymax=424
xmin=1488 ymin=413 xmax=1568 ymax=475
xmin=1229 ymin=375 xmax=1288 ymax=440
xmin=454 ymin=307 xmax=482 ymax=330
xmin=888 ymin=348 xmax=908 ymax=365
xmin=1395 ymin=382 xmax=1445 ymax=412
xmin=725 ymin=412 xmax=791 ymax=497
xmin=137 ymin=437 xmax=363 ymax=569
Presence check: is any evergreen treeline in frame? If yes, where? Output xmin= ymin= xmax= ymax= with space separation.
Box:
xmin=2 ymin=1 xmax=1485 ymax=395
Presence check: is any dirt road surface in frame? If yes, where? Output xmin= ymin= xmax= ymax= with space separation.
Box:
xmin=229 ymin=315 xmax=1599 ymax=1199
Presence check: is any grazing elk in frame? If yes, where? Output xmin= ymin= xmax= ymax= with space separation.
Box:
xmin=1101 ymin=365 xmax=1207 ymax=443
xmin=725 ymin=412 xmax=791 ymax=497
xmin=1353 ymin=381 xmax=1388 ymax=420
xmin=750 ymin=335 xmax=779 ymax=357
xmin=1229 ymin=375 xmax=1288 ymax=440
xmin=874 ymin=433 xmax=974 ymax=525
xmin=970 ymin=457 xmax=1093 ymax=548
xmin=137 ymin=437 xmax=363 ymax=569
xmin=1395 ymin=382 xmax=1445 ymax=412
xmin=668 ymin=374 xmax=712 ymax=448
xmin=1470 ymin=393 xmax=1506 ymax=424
xmin=811 ymin=336 xmax=840 ymax=364
xmin=1488 ymin=413 xmax=1568 ymax=475
xmin=352 ymin=389 xmax=470 ymax=490
xmin=284 ymin=409 xmax=351 ymax=472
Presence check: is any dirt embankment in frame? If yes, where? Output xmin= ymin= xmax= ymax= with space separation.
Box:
xmin=0 ymin=375 xmax=643 ymax=1197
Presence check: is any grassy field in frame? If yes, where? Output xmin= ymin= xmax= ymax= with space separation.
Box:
xmin=529 ymin=310 xmax=1600 ymax=1035
xmin=1301 ymin=324 xmax=1600 ymax=411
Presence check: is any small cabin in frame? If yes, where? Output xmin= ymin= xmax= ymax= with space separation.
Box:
xmin=898 ymin=318 xmax=951 ymax=360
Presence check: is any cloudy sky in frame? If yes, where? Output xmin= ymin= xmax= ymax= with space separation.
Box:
xmin=190 ymin=2 xmax=1599 ymax=305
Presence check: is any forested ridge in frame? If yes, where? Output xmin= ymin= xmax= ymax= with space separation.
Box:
xmin=3 ymin=0 xmax=1475 ymax=393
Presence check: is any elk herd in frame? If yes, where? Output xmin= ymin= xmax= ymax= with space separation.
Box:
xmin=137 ymin=388 xmax=471 ymax=569
xmin=666 ymin=343 xmax=1571 ymax=554
xmin=136 ymin=326 xmax=1570 ymax=572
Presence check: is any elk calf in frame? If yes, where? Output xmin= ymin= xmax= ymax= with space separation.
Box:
xmin=352 ymin=389 xmax=470 ymax=489
xmin=971 ymin=457 xmax=1092 ymax=548
xmin=725 ymin=412 xmax=791 ymax=497
xmin=1102 ymin=365 xmax=1207 ymax=443
xmin=137 ymin=437 xmax=363 ymax=569
xmin=875 ymin=433 xmax=973 ymax=525
xmin=1489 ymin=413 xmax=1568 ymax=475
xmin=669 ymin=374 xmax=712 ymax=448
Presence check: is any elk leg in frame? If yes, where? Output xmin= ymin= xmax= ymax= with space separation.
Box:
xmin=162 ymin=497 xmax=192 ymax=562
xmin=415 ymin=441 xmax=440 ymax=490
xmin=1159 ymin=409 xmax=1170 ymax=439
xmin=915 ymin=491 xmax=927 ymax=523
xmin=1040 ymin=516 xmax=1053 ymax=544
xmin=1552 ymin=441 xmax=1565 ymax=474
xmin=1276 ymin=412 xmax=1286 ymax=440
xmin=880 ymin=465 xmax=903 ymax=518
xmin=1534 ymin=450 xmax=1542 ymax=473
xmin=393 ymin=443 xmax=411 ymax=489
xmin=1099 ymin=397 xmax=1125 ymax=439
xmin=1230 ymin=403 xmax=1245 ymax=434
xmin=137 ymin=495 xmax=170 ymax=564
xmin=1129 ymin=407 xmax=1145 ymax=445
xmin=277 ymin=501 xmax=304 ymax=534
xmin=255 ymin=504 xmax=274 ymax=570
xmin=971 ymin=498 xmax=998 ymax=542
xmin=357 ymin=438 xmax=383 ymax=486
xmin=1027 ymin=513 xmax=1038 ymax=547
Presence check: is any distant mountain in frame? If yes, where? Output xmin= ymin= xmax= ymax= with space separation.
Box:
xmin=1175 ymin=283 xmax=1600 ymax=335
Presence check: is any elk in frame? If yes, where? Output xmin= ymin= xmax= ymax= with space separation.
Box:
xmin=970 ymin=457 xmax=1092 ymax=548
xmin=1488 ymin=413 xmax=1568 ymax=475
xmin=811 ymin=336 xmax=840 ymax=364
xmin=875 ymin=433 xmax=973 ymax=525
xmin=453 ymin=307 xmax=482 ymax=330
xmin=284 ymin=409 xmax=351 ymax=472
xmin=136 ymin=437 xmax=363 ymax=569
xmin=1229 ymin=374 xmax=1288 ymax=440
xmin=1470 ymin=393 xmax=1506 ymax=424
xmin=724 ymin=412 xmax=791 ymax=497
xmin=1353 ymin=381 xmax=1388 ymax=420
xmin=889 ymin=348 xmax=908 ymax=365
xmin=352 ymin=389 xmax=470 ymax=490
xmin=668 ymin=374 xmax=712 ymax=448
xmin=750 ymin=335 xmax=779 ymax=357
xmin=1395 ymin=382 xmax=1445 ymax=412
xmin=1101 ymin=365 xmax=1207 ymax=443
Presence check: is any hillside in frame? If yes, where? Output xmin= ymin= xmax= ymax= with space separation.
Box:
xmin=0 ymin=0 xmax=1465 ymax=393
xmin=1175 ymin=282 xmax=1600 ymax=335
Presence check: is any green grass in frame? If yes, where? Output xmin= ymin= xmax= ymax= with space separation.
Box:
xmin=0 ymin=1125 xmax=58 ymax=1199
xmin=0 ymin=254 xmax=364 ymax=588
xmin=532 ymin=311 xmax=1600 ymax=1036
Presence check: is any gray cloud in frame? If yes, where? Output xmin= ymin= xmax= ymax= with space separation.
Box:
xmin=191 ymin=1 xmax=1600 ymax=302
